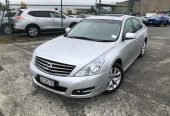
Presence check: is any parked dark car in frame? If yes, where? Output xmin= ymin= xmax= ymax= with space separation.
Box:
xmin=146 ymin=15 xmax=168 ymax=27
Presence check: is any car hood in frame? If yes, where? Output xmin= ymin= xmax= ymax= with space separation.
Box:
xmin=35 ymin=36 xmax=115 ymax=66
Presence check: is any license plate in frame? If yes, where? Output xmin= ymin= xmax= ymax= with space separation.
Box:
xmin=40 ymin=76 xmax=54 ymax=87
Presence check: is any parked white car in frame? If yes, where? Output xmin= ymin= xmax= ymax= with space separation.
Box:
xmin=14 ymin=9 xmax=82 ymax=37
xmin=30 ymin=15 xmax=148 ymax=98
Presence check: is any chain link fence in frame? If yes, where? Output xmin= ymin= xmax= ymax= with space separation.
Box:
xmin=0 ymin=2 xmax=115 ymax=43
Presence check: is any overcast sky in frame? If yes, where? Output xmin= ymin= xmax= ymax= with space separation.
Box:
xmin=0 ymin=0 xmax=128 ymax=5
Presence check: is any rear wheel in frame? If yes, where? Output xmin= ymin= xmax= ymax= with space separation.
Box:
xmin=104 ymin=63 xmax=123 ymax=94
xmin=2 ymin=24 xmax=11 ymax=34
xmin=26 ymin=25 xmax=40 ymax=37
xmin=139 ymin=41 xmax=146 ymax=57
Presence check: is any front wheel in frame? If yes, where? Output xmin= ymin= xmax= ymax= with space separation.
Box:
xmin=139 ymin=41 xmax=146 ymax=57
xmin=104 ymin=63 xmax=123 ymax=94
xmin=2 ymin=24 xmax=11 ymax=34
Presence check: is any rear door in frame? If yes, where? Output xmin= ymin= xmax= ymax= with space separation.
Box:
xmin=49 ymin=11 xmax=63 ymax=29
xmin=28 ymin=11 xmax=53 ymax=29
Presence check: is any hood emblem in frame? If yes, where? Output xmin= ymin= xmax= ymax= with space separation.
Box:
xmin=46 ymin=63 xmax=53 ymax=70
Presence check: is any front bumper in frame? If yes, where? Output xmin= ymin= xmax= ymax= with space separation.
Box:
xmin=30 ymin=63 xmax=109 ymax=98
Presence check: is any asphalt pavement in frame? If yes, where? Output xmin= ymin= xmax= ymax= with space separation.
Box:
xmin=0 ymin=26 xmax=170 ymax=116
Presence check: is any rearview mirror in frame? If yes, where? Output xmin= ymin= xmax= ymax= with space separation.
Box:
xmin=124 ymin=33 xmax=136 ymax=40
xmin=65 ymin=28 xmax=71 ymax=33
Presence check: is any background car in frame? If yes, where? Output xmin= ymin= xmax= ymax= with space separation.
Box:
xmin=68 ymin=15 xmax=78 ymax=18
xmin=0 ymin=10 xmax=17 ymax=34
xmin=146 ymin=15 xmax=168 ymax=26
xmin=76 ymin=14 xmax=94 ymax=19
xmin=166 ymin=16 xmax=170 ymax=24
xmin=14 ymin=9 xmax=82 ymax=37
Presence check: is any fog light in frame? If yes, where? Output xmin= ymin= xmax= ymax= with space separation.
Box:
xmin=72 ymin=87 xmax=95 ymax=95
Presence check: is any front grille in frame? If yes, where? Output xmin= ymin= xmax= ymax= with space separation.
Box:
xmin=35 ymin=56 xmax=76 ymax=76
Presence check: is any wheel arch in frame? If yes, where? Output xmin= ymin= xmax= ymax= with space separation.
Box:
xmin=113 ymin=58 xmax=122 ymax=67
xmin=25 ymin=23 xmax=41 ymax=30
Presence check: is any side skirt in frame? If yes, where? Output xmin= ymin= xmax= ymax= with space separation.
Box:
xmin=123 ymin=51 xmax=141 ymax=72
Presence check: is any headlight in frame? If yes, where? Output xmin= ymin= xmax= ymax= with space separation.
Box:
xmin=75 ymin=55 xmax=105 ymax=77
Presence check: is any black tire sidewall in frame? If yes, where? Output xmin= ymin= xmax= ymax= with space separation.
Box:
xmin=2 ymin=24 xmax=11 ymax=34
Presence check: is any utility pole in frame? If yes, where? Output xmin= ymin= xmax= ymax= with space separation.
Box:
xmin=129 ymin=0 xmax=134 ymax=15
xmin=61 ymin=0 xmax=63 ymax=29
xmin=99 ymin=0 xmax=101 ymax=15
xmin=6 ymin=0 xmax=13 ymax=40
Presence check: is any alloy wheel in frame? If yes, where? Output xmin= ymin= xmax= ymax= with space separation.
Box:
xmin=29 ymin=27 xmax=38 ymax=37
xmin=106 ymin=67 xmax=122 ymax=91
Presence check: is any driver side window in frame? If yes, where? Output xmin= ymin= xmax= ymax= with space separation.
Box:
xmin=123 ymin=18 xmax=135 ymax=38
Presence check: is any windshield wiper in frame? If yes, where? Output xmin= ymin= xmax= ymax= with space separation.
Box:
xmin=67 ymin=36 xmax=114 ymax=42
xmin=67 ymin=36 xmax=97 ymax=41
xmin=95 ymin=40 xmax=115 ymax=42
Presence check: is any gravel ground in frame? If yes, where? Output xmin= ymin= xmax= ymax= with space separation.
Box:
xmin=0 ymin=26 xmax=170 ymax=116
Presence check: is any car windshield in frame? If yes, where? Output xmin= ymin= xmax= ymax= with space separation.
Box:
xmin=67 ymin=19 xmax=122 ymax=42
xmin=151 ymin=15 xmax=163 ymax=18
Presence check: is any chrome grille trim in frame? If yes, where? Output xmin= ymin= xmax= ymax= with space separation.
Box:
xmin=35 ymin=56 xmax=76 ymax=76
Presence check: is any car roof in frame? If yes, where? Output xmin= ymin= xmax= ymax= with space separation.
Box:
xmin=86 ymin=15 xmax=130 ymax=21
xmin=19 ymin=9 xmax=57 ymax=12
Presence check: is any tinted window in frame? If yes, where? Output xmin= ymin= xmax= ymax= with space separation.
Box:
xmin=77 ymin=15 xmax=86 ymax=18
xmin=49 ymin=11 xmax=65 ymax=18
xmin=123 ymin=18 xmax=134 ymax=35
xmin=4 ymin=12 xmax=17 ymax=17
xmin=16 ymin=10 xmax=23 ymax=16
xmin=29 ymin=11 xmax=50 ymax=17
xmin=131 ymin=18 xmax=142 ymax=32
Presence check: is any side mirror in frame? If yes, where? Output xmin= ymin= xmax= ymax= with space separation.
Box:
xmin=65 ymin=28 xmax=71 ymax=33
xmin=124 ymin=33 xmax=136 ymax=40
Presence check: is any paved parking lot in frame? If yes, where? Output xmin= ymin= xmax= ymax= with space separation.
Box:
xmin=0 ymin=26 xmax=170 ymax=116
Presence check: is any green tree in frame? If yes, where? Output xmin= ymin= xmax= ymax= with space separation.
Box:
xmin=0 ymin=2 xmax=3 ymax=10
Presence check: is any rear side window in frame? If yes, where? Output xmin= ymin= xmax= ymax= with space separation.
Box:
xmin=131 ymin=18 xmax=142 ymax=32
xmin=28 ymin=11 xmax=50 ymax=17
xmin=16 ymin=10 xmax=23 ymax=16
xmin=4 ymin=12 xmax=17 ymax=17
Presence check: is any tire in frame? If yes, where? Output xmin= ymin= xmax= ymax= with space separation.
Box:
xmin=104 ymin=63 xmax=124 ymax=94
xmin=2 ymin=24 xmax=11 ymax=34
xmin=139 ymin=41 xmax=146 ymax=57
xmin=26 ymin=25 xmax=40 ymax=37
xmin=164 ymin=24 xmax=167 ymax=27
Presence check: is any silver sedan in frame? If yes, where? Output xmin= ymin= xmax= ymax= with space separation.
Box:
xmin=30 ymin=15 xmax=148 ymax=98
